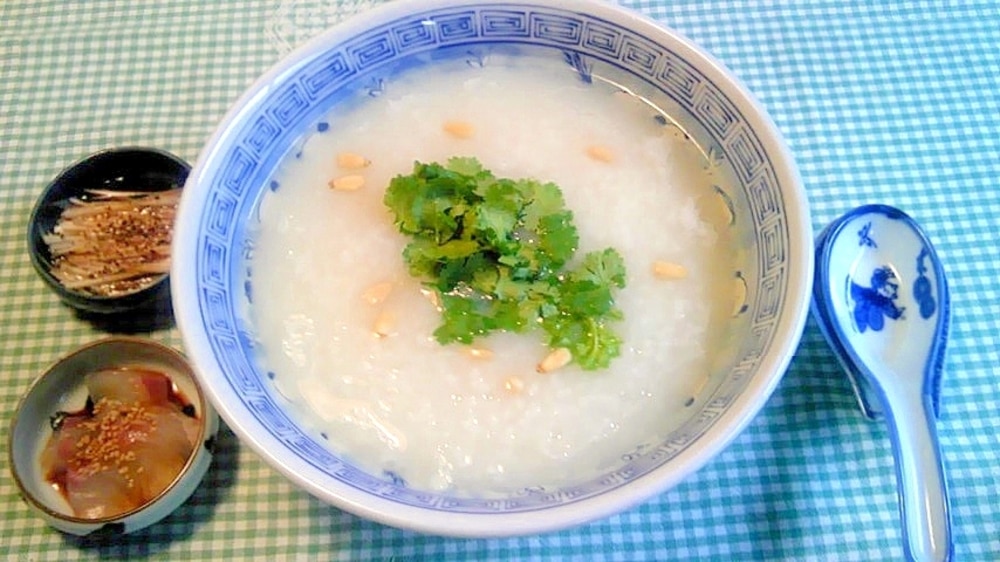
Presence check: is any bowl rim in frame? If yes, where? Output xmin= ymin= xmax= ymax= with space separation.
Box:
xmin=7 ymin=336 xmax=215 ymax=530
xmin=173 ymin=0 xmax=814 ymax=537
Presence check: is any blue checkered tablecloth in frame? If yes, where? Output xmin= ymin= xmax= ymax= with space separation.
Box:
xmin=1 ymin=1 xmax=998 ymax=560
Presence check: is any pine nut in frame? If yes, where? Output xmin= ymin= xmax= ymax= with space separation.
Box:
xmin=329 ymin=174 xmax=365 ymax=191
xmin=732 ymin=275 xmax=747 ymax=316
xmin=685 ymin=374 xmax=710 ymax=407
xmin=586 ymin=144 xmax=614 ymax=163
xmin=443 ymin=120 xmax=474 ymax=139
xmin=652 ymin=260 xmax=688 ymax=280
xmin=420 ymin=288 xmax=441 ymax=309
xmin=707 ymin=189 xmax=734 ymax=226
xmin=466 ymin=347 xmax=494 ymax=360
xmin=503 ymin=376 xmax=525 ymax=394
xmin=336 ymin=152 xmax=370 ymax=170
xmin=361 ymin=281 xmax=393 ymax=305
xmin=373 ymin=311 xmax=395 ymax=338
xmin=537 ymin=347 xmax=572 ymax=373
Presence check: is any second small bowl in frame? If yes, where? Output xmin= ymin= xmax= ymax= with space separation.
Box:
xmin=7 ymin=337 xmax=219 ymax=537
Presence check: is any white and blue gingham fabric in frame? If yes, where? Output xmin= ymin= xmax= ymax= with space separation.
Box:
xmin=1 ymin=1 xmax=997 ymax=559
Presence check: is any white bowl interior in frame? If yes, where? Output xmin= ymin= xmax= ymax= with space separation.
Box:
xmin=173 ymin=0 xmax=812 ymax=536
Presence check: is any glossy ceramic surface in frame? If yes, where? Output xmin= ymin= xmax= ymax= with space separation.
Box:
xmin=172 ymin=0 xmax=812 ymax=536
xmin=813 ymin=205 xmax=952 ymax=562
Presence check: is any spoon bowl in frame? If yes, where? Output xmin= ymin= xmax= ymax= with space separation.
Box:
xmin=813 ymin=204 xmax=952 ymax=562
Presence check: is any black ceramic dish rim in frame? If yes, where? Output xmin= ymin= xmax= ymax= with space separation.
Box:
xmin=26 ymin=147 xmax=190 ymax=314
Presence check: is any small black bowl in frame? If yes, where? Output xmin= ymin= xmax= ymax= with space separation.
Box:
xmin=27 ymin=147 xmax=190 ymax=314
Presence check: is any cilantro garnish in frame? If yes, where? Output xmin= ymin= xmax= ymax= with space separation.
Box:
xmin=383 ymin=157 xmax=627 ymax=370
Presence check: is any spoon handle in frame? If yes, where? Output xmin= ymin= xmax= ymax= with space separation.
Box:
xmin=878 ymin=371 xmax=952 ymax=562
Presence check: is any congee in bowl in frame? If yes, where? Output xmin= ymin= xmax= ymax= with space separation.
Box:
xmin=173 ymin=0 xmax=812 ymax=536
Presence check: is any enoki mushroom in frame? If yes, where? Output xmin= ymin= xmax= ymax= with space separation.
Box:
xmin=43 ymin=188 xmax=181 ymax=297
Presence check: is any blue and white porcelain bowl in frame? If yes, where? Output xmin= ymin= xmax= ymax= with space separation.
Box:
xmin=172 ymin=0 xmax=812 ymax=536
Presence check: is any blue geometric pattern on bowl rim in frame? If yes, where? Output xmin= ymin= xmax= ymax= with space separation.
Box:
xmin=193 ymin=3 xmax=789 ymax=513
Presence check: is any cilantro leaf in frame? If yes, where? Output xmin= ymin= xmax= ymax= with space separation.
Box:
xmin=571 ymin=248 xmax=628 ymax=289
xmin=541 ymin=315 xmax=623 ymax=370
xmin=384 ymin=157 xmax=627 ymax=371
xmin=435 ymin=293 xmax=493 ymax=343
xmin=470 ymin=180 xmax=521 ymax=250
xmin=444 ymin=156 xmax=485 ymax=177
xmin=535 ymin=210 xmax=578 ymax=270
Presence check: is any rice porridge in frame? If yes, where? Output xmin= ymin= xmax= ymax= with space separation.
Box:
xmin=250 ymin=58 xmax=741 ymax=494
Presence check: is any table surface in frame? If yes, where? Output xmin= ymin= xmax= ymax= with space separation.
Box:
xmin=2 ymin=0 xmax=998 ymax=560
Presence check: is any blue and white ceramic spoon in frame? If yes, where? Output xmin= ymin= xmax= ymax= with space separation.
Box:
xmin=812 ymin=205 xmax=952 ymax=562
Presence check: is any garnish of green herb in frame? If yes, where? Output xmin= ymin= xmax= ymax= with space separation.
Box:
xmin=383 ymin=157 xmax=627 ymax=370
